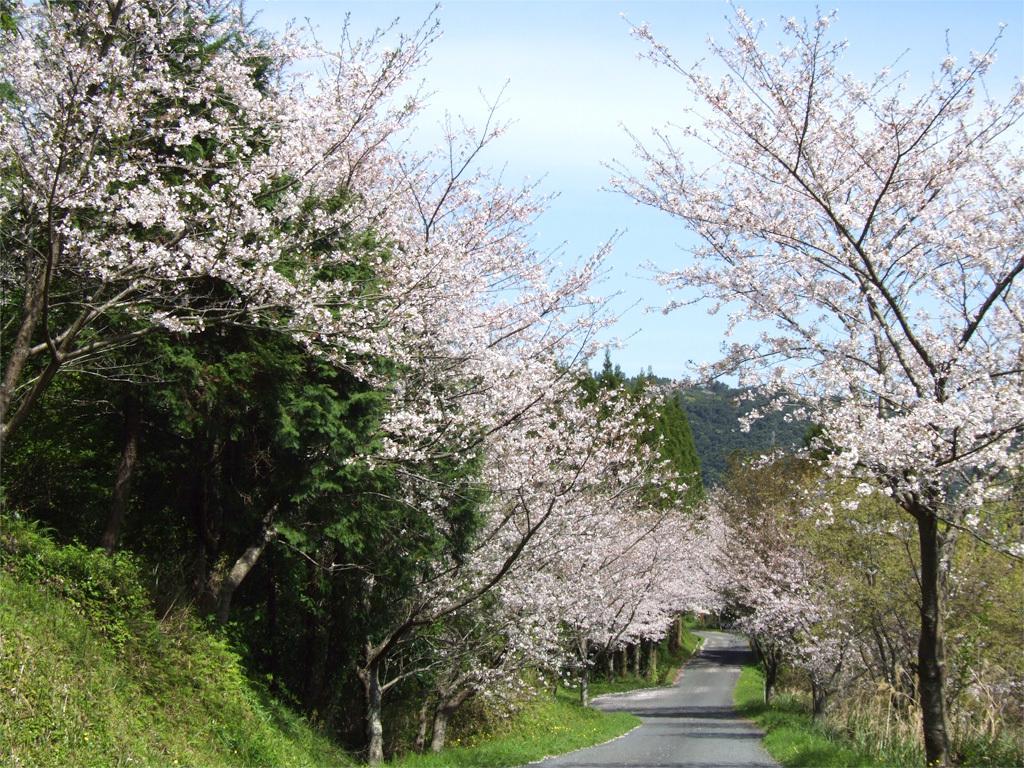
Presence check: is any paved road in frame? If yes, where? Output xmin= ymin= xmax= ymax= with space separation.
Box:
xmin=531 ymin=631 xmax=779 ymax=768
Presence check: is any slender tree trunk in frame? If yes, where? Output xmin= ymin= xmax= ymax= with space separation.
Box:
xmin=630 ymin=643 xmax=640 ymax=677
xmin=430 ymin=707 xmax=450 ymax=753
xmin=430 ymin=690 xmax=472 ymax=753
xmin=811 ymin=680 xmax=827 ymax=718
xmin=214 ymin=519 xmax=277 ymax=624
xmin=753 ymin=638 xmax=780 ymax=703
xmin=615 ymin=647 xmax=627 ymax=679
xmin=607 ymin=647 xmax=616 ymax=681
xmin=359 ymin=655 xmax=385 ymax=765
xmin=0 ymin=257 xmax=51 ymax=450
xmin=101 ymin=396 xmax=140 ymax=554
xmin=916 ymin=509 xmax=951 ymax=767
xmin=668 ymin=616 xmax=681 ymax=654
xmin=764 ymin=663 xmax=777 ymax=703
xmin=648 ymin=640 xmax=658 ymax=681
xmin=578 ymin=637 xmax=590 ymax=706
xmin=415 ymin=699 xmax=432 ymax=753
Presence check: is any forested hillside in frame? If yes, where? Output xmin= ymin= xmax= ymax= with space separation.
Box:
xmin=676 ymin=382 xmax=806 ymax=488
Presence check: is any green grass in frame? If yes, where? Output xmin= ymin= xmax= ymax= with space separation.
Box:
xmin=388 ymin=688 xmax=639 ymax=767
xmin=0 ymin=517 xmax=353 ymax=768
xmin=733 ymin=665 xmax=895 ymax=768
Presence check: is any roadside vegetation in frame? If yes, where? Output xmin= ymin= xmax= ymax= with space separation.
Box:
xmin=388 ymin=690 xmax=638 ymax=768
xmin=735 ymin=665 xmax=897 ymax=768
xmin=736 ymin=661 xmax=1023 ymax=768
xmin=0 ymin=515 xmax=650 ymax=767
xmin=588 ymin=617 xmax=704 ymax=698
xmin=0 ymin=517 xmax=354 ymax=768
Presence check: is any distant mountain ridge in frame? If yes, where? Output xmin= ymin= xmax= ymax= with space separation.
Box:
xmin=675 ymin=381 xmax=808 ymax=487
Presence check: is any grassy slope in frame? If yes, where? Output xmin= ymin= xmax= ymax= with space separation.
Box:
xmin=733 ymin=665 xmax=893 ymax=768
xmin=396 ymin=621 xmax=706 ymax=768
xmin=0 ymin=519 xmax=352 ymax=768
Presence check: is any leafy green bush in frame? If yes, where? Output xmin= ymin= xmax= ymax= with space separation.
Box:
xmin=1 ymin=516 xmax=151 ymax=649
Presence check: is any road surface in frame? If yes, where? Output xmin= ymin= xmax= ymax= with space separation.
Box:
xmin=530 ymin=631 xmax=779 ymax=768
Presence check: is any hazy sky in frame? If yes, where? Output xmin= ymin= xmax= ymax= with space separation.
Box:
xmin=255 ymin=0 xmax=1023 ymax=379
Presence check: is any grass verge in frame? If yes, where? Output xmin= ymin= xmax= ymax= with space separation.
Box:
xmin=388 ymin=688 xmax=639 ymax=767
xmin=733 ymin=665 xmax=892 ymax=768
xmin=0 ymin=517 xmax=352 ymax=768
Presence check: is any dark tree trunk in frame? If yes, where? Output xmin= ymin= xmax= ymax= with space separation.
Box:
xmin=647 ymin=639 xmax=658 ymax=681
xmin=101 ymin=396 xmax=140 ymax=554
xmin=667 ymin=616 xmax=681 ymax=654
xmin=190 ymin=438 xmax=221 ymax=605
xmin=916 ymin=509 xmax=951 ymax=767
xmin=811 ymin=681 xmax=828 ymax=718
xmin=752 ymin=638 xmax=781 ymax=703
xmin=764 ymin=662 xmax=777 ymax=703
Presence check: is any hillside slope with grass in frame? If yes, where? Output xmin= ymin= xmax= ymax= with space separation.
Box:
xmin=0 ymin=517 xmax=353 ymax=768
xmin=0 ymin=516 xmax=646 ymax=767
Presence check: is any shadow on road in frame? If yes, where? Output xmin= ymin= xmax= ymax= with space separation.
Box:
xmin=686 ymin=644 xmax=754 ymax=669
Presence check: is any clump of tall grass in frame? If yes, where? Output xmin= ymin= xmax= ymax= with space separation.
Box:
xmin=825 ymin=680 xmax=1022 ymax=768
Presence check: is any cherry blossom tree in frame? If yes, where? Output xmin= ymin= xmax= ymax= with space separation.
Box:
xmin=0 ymin=0 xmax=435 ymax=448
xmin=618 ymin=9 xmax=1023 ymax=763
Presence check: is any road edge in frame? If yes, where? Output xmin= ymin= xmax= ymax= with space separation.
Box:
xmin=523 ymin=722 xmax=643 ymax=765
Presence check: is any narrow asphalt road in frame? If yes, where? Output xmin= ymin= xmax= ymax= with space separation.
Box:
xmin=530 ymin=631 xmax=779 ymax=768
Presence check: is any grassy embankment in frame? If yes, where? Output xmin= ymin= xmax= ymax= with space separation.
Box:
xmin=734 ymin=665 xmax=903 ymax=768
xmin=388 ymin=620 xmax=706 ymax=767
xmin=0 ymin=517 xmax=644 ymax=767
xmin=0 ymin=517 xmax=353 ymax=768
xmin=736 ymin=665 xmax=1023 ymax=768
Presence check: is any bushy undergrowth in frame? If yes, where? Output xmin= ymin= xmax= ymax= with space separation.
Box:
xmin=828 ymin=687 xmax=1023 ymax=768
xmin=734 ymin=665 xmax=896 ymax=768
xmin=735 ymin=665 xmax=1023 ymax=768
xmin=0 ymin=515 xmax=352 ymax=767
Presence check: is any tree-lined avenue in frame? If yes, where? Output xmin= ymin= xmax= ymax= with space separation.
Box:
xmin=532 ymin=632 xmax=778 ymax=768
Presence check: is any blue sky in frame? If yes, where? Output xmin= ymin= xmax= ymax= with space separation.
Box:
xmin=255 ymin=0 xmax=1023 ymax=379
